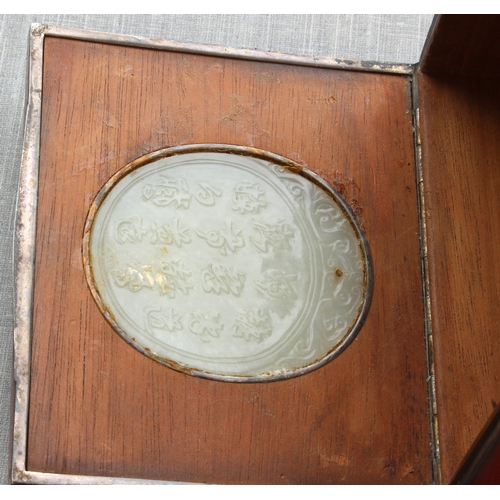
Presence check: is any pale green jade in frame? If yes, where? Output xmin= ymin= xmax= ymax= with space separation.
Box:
xmin=88 ymin=152 xmax=368 ymax=379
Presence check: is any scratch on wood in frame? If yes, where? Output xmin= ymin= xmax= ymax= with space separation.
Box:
xmin=253 ymin=72 xmax=281 ymax=84
xmin=319 ymin=453 xmax=351 ymax=467
xmin=307 ymin=95 xmax=337 ymax=104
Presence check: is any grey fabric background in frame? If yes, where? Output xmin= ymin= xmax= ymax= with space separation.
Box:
xmin=0 ymin=14 xmax=434 ymax=484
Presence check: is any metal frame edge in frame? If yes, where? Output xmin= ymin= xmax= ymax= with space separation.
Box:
xmin=40 ymin=22 xmax=415 ymax=75
xmin=12 ymin=22 xmax=44 ymax=485
xmin=410 ymin=70 xmax=442 ymax=485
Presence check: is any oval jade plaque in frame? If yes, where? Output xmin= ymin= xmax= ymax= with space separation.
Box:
xmin=83 ymin=145 xmax=372 ymax=381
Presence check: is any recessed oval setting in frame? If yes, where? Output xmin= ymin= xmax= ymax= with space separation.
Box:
xmin=83 ymin=145 xmax=373 ymax=382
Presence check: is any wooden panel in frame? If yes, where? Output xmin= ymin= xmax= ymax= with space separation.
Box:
xmin=452 ymin=404 xmax=500 ymax=484
xmin=27 ymin=36 xmax=431 ymax=484
xmin=420 ymin=15 xmax=500 ymax=77
xmin=418 ymin=72 xmax=500 ymax=484
xmin=472 ymin=443 xmax=500 ymax=484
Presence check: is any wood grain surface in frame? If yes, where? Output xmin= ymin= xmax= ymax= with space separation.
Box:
xmin=420 ymin=15 xmax=500 ymax=78
xmin=418 ymin=72 xmax=500 ymax=484
xmin=452 ymin=403 xmax=500 ymax=483
xmin=27 ymin=36 xmax=431 ymax=484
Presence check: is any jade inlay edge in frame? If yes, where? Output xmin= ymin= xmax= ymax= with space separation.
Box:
xmin=83 ymin=145 xmax=372 ymax=381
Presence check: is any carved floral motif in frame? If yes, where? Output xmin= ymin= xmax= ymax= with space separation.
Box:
xmin=311 ymin=189 xmax=345 ymax=233
xmin=274 ymin=166 xmax=307 ymax=206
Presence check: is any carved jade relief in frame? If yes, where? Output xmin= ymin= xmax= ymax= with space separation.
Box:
xmin=84 ymin=146 xmax=372 ymax=381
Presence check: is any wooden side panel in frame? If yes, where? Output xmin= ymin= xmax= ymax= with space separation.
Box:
xmin=420 ymin=15 xmax=500 ymax=78
xmin=452 ymin=404 xmax=500 ymax=484
xmin=27 ymin=36 xmax=431 ymax=484
xmin=472 ymin=443 xmax=500 ymax=484
xmin=418 ymin=72 xmax=500 ymax=484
